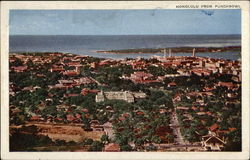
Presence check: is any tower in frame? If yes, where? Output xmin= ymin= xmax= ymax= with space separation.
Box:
xmin=169 ymin=49 xmax=172 ymax=57
xmin=163 ymin=49 xmax=167 ymax=58
xmin=192 ymin=48 xmax=196 ymax=57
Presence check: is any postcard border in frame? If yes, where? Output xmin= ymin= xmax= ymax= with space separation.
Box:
xmin=1 ymin=1 xmax=249 ymax=160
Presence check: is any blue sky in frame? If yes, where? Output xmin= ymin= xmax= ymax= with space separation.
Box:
xmin=9 ymin=9 xmax=241 ymax=35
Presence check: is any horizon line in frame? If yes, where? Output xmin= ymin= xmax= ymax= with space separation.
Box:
xmin=9 ymin=34 xmax=242 ymax=36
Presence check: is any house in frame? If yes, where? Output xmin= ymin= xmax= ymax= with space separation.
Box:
xmin=66 ymin=114 xmax=76 ymax=122
xmin=58 ymin=79 xmax=76 ymax=87
xmin=167 ymin=82 xmax=177 ymax=88
xmin=131 ymin=61 xmax=146 ymax=70
xmin=90 ymin=120 xmax=104 ymax=131
xmin=11 ymin=66 xmax=28 ymax=72
xmin=63 ymin=70 xmax=79 ymax=76
xmin=90 ymin=62 xmax=98 ymax=69
xmin=176 ymin=106 xmax=189 ymax=111
xmin=201 ymin=134 xmax=226 ymax=151
xmin=29 ymin=115 xmax=44 ymax=121
xmin=49 ymin=67 xmax=65 ymax=72
xmin=217 ymin=82 xmax=235 ymax=90
xmin=209 ymin=123 xmax=219 ymax=133
xmin=81 ymin=88 xmax=99 ymax=96
xmin=130 ymin=71 xmax=153 ymax=81
xmin=172 ymin=93 xmax=182 ymax=103
xmin=64 ymin=93 xmax=79 ymax=98
xmin=104 ymin=143 xmax=120 ymax=152
xmin=191 ymin=68 xmax=211 ymax=76
xmin=74 ymin=77 xmax=94 ymax=85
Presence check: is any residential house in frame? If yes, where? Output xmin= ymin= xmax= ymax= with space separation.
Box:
xmin=201 ymin=134 xmax=226 ymax=151
xmin=104 ymin=143 xmax=120 ymax=152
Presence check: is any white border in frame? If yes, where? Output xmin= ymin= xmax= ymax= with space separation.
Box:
xmin=1 ymin=1 xmax=249 ymax=160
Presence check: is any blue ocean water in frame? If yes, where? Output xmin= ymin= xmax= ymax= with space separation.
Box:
xmin=9 ymin=35 xmax=241 ymax=60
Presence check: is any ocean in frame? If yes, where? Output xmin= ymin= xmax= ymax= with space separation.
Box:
xmin=9 ymin=35 xmax=241 ymax=60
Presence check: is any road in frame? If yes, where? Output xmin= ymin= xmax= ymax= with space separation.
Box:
xmin=170 ymin=109 xmax=186 ymax=145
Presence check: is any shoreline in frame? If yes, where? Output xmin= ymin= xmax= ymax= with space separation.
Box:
xmin=96 ymin=46 xmax=241 ymax=54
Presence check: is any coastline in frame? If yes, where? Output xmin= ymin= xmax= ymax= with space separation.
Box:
xmin=96 ymin=46 xmax=241 ymax=54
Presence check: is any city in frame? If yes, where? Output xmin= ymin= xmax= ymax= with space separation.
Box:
xmin=9 ymin=50 xmax=241 ymax=152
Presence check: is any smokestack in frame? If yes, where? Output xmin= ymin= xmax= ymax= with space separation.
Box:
xmin=169 ymin=49 xmax=172 ymax=57
xmin=192 ymin=48 xmax=196 ymax=57
xmin=164 ymin=49 xmax=166 ymax=58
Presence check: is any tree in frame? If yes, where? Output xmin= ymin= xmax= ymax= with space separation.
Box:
xmin=225 ymin=129 xmax=241 ymax=151
xmin=120 ymin=144 xmax=133 ymax=151
xmin=145 ymin=144 xmax=157 ymax=151
xmin=84 ymin=138 xmax=94 ymax=145
xmin=150 ymin=90 xmax=165 ymax=102
xmin=88 ymin=141 xmax=103 ymax=151
xmin=10 ymin=58 xmax=23 ymax=67
xmin=182 ymin=128 xmax=199 ymax=142
xmin=155 ymin=97 xmax=169 ymax=106
xmin=165 ymin=134 xmax=174 ymax=143
xmin=151 ymin=135 xmax=161 ymax=144
xmin=136 ymin=99 xmax=153 ymax=111
xmin=101 ymin=134 xmax=109 ymax=144
xmin=41 ymin=106 xmax=57 ymax=118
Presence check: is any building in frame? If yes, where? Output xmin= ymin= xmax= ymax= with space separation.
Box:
xmin=201 ymin=134 xmax=226 ymax=151
xmin=104 ymin=143 xmax=120 ymax=152
xmin=96 ymin=91 xmax=134 ymax=103
xmin=95 ymin=91 xmax=146 ymax=103
xmin=11 ymin=66 xmax=28 ymax=72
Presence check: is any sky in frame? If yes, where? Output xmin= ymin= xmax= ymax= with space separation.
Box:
xmin=9 ymin=9 xmax=241 ymax=35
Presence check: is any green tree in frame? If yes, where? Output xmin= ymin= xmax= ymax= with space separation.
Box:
xmin=88 ymin=141 xmax=103 ymax=151
xmin=101 ymin=134 xmax=109 ymax=144
xmin=120 ymin=144 xmax=133 ymax=151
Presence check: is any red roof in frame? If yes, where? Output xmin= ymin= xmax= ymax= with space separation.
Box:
xmin=168 ymin=82 xmax=177 ymax=86
xmin=131 ymin=61 xmax=144 ymax=66
xmin=12 ymin=66 xmax=28 ymax=72
xmin=122 ymin=113 xmax=130 ymax=117
xmin=30 ymin=116 xmax=42 ymax=121
xmin=82 ymin=108 xmax=89 ymax=113
xmin=136 ymin=111 xmax=144 ymax=115
xmin=218 ymin=82 xmax=234 ymax=88
xmin=75 ymin=113 xmax=82 ymax=119
xmin=51 ymin=68 xmax=65 ymax=72
xmin=104 ymin=143 xmax=120 ymax=152
xmin=55 ymin=117 xmax=63 ymax=121
xmin=229 ymin=127 xmax=236 ymax=132
xmin=118 ymin=117 xmax=125 ymax=121
xmin=64 ymin=94 xmax=79 ymax=97
xmin=81 ymin=89 xmax=99 ymax=95
xmin=132 ymin=71 xmax=153 ymax=78
xmin=209 ymin=123 xmax=219 ymax=132
xmin=204 ymin=87 xmax=214 ymax=91
xmin=63 ymin=71 xmax=78 ymax=76
xmin=67 ymin=62 xmax=81 ymax=66
xmin=99 ymin=61 xmax=109 ymax=66
xmin=89 ymin=90 xmax=99 ymax=93
xmin=66 ymin=114 xmax=76 ymax=121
